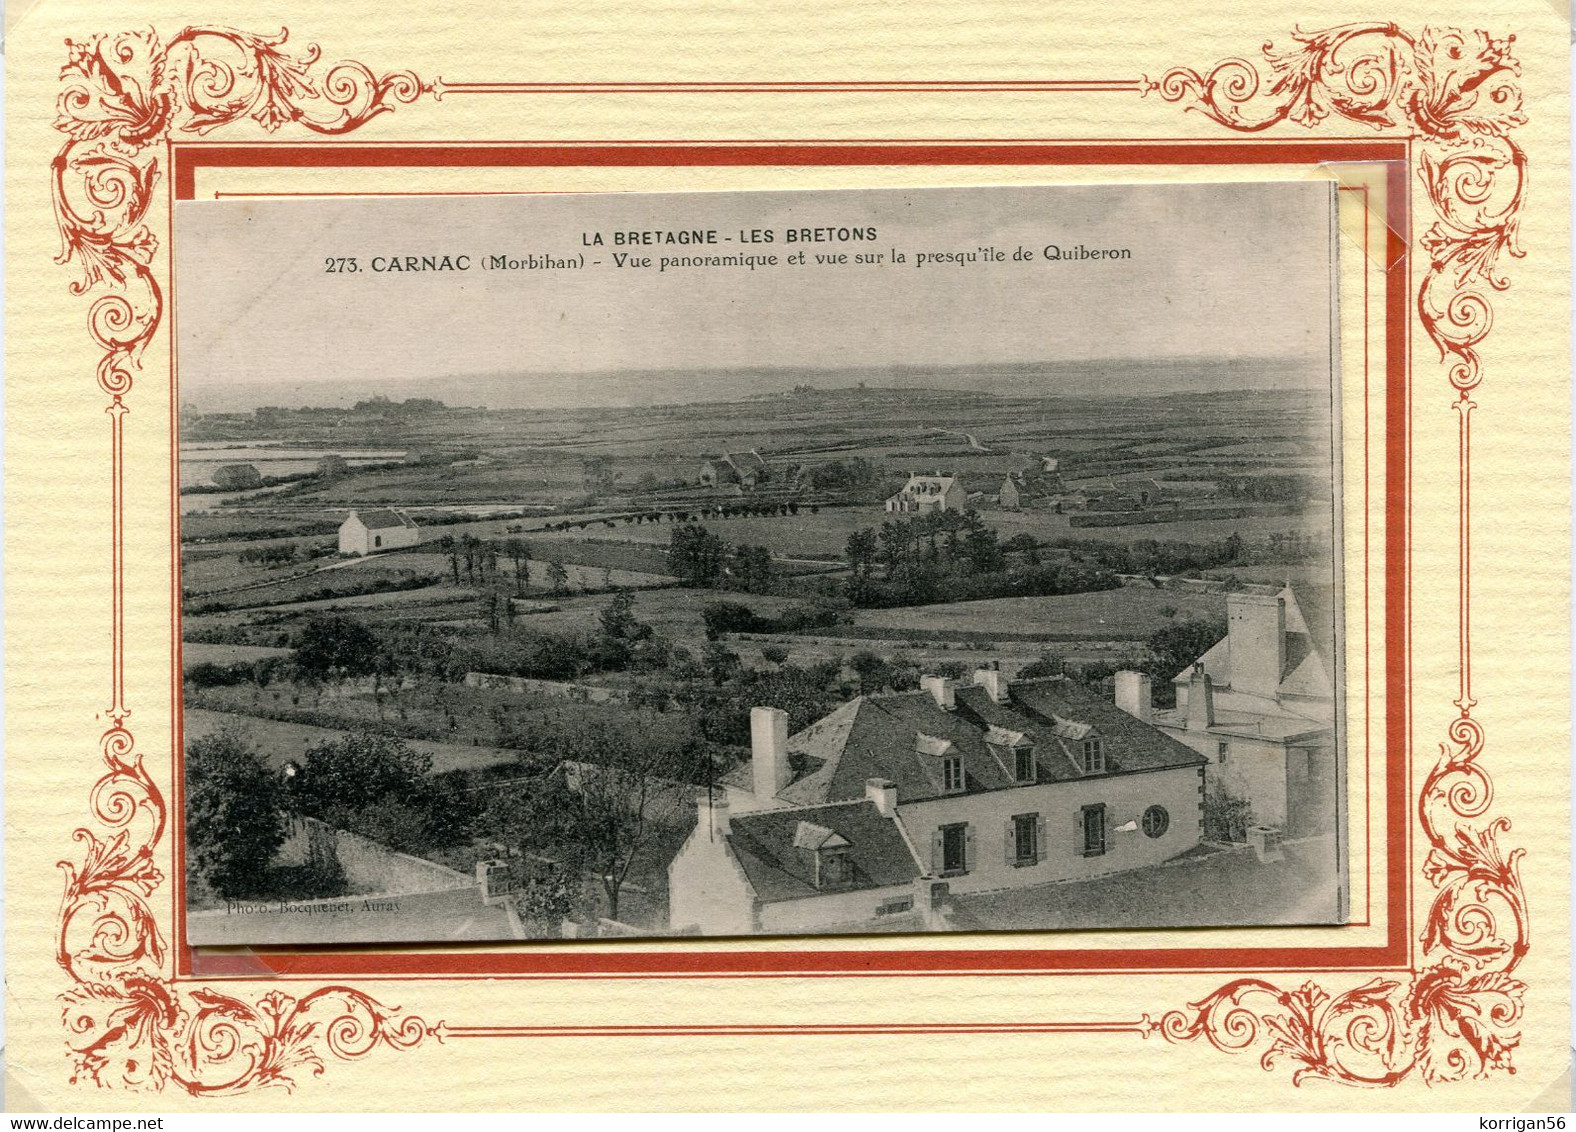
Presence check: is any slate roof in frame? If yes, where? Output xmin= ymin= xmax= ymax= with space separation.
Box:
xmin=727 ymin=799 xmax=922 ymax=903
xmin=746 ymin=676 xmax=1205 ymax=809
xmin=351 ymin=508 xmax=417 ymax=531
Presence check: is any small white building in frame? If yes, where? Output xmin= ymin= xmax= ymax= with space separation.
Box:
xmin=338 ymin=508 xmax=420 ymax=556
xmin=1120 ymin=584 xmax=1339 ymax=838
xmin=885 ymin=472 xmax=966 ymax=514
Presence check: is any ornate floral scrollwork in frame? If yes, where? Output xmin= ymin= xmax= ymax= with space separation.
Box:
xmin=1151 ymin=22 xmax=1526 ymax=392
xmin=54 ymin=27 xmax=439 ymax=1093
xmin=1152 ymin=23 xmax=1528 ymax=1088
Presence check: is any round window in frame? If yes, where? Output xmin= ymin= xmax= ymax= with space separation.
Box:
xmin=1142 ymin=805 xmax=1169 ymax=839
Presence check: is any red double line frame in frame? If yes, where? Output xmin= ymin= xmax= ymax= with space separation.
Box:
xmin=169 ymin=138 xmax=1410 ymax=981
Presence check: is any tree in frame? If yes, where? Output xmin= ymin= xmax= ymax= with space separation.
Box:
xmin=1017 ymin=650 xmax=1066 ymax=680
xmin=702 ymin=641 xmax=742 ymax=685
xmin=293 ymin=614 xmax=381 ymax=693
xmin=517 ymin=868 xmax=576 ymax=935
xmin=500 ymin=537 xmax=532 ymax=595
xmin=845 ymin=528 xmax=878 ymax=580
xmin=484 ymin=733 xmax=688 ymax=923
xmin=761 ymin=643 xmax=791 ymax=667
xmin=849 ymin=650 xmax=892 ymax=693
xmin=545 ymin=559 xmax=570 ymax=596
xmin=185 ymin=727 xmax=286 ymax=899
xmin=437 ymin=534 xmax=460 ymax=583
xmin=666 ymin=524 xmax=728 ymax=587
xmin=287 ymin=733 xmax=434 ymax=826
xmin=1146 ymin=617 xmax=1227 ymax=683
xmin=558 ymin=736 xmax=690 ymax=922
xmin=599 ymin=589 xmax=653 ymax=643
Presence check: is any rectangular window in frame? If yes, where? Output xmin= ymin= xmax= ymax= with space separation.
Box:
xmin=940 ymin=823 xmax=968 ymax=874
xmin=1081 ymin=803 xmax=1107 ymax=857
xmin=1012 ymin=813 xmax=1038 ymax=865
xmin=876 ymin=897 xmax=913 ymax=916
xmin=1014 ymin=747 xmax=1036 ymax=784
xmin=943 ymin=755 xmax=964 ymax=793
xmin=1082 ymin=738 xmax=1104 ymax=774
xmin=1217 ymin=741 xmax=1230 ymax=765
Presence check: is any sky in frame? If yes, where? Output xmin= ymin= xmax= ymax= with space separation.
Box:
xmin=173 ymin=181 xmax=1338 ymax=411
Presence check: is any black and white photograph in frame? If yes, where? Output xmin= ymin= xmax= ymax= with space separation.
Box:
xmin=175 ymin=181 xmax=1346 ymax=945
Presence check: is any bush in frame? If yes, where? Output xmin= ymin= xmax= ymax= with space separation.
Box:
xmin=1203 ymin=782 xmax=1253 ymax=844
xmin=185 ymin=728 xmax=286 ymax=899
xmin=184 ymin=661 xmax=256 ymax=689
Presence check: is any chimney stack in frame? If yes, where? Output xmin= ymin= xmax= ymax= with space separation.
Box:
xmin=1226 ymin=591 xmax=1286 ymax=699
xmin=750 ymin=706 xmax=792 ymax=800
xmin=865 ymin=778 xmax=898 ymax=817
xmin=1186 ymin=664 xmax=1215 ymax=730
xmin=920 ymin=674 xmax=956 ymax=710
xmin=973 ymin=662 xmax=1009 ymax=704
xmin=1114 ymin=670 xmax=1153 ymax=722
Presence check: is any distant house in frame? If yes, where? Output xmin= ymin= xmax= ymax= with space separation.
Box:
xmin=212 ymin=463 xmax=263 ymax=490
xmin=669 ymin=667 xmax=1207 ymax=934
xmin=998 ymin=470 xmax=1062 ymax=511
xmin=1116 ymin=584 xmax=1338 ymax=838
xmin=699 ymin=450 xmax=769 ymax=489
xmin=885 ymin=472 xmax=966 ymax=514
xmin=339 ymin=508 xmax=420 ymax=556
xmin=316 ymin=454 xmax=349 ymax=478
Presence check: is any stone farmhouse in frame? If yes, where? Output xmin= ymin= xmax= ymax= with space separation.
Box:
xmin=699 ymin=450 xmax=769 ymax=489
xmin=998 ymin=467 xmax=1064 ymax=510
xmin=669 ymin=665 xmax=1207 ymax=935
xmin=1118 ymin=584 xmax=1338 ymax=838
xmin=338 ymin=508 xmax=420 ymax=556
xmin=884 ymin=472 xmax=967 ymax=514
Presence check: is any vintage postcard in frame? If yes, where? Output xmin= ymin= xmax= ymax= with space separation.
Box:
xmin=174 ymin=182 xmax=1347 ymax=948
xmin=4 ymin=0 xmax=1568 ymax=1114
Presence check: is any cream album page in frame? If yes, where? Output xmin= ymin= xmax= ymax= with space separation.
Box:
xmin=3 ymin=0 xmax=1570 ymax=1112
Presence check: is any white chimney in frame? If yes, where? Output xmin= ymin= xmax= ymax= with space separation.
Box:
xmin=920 ymin=674 xmax=956 ymax=710
xmin=973 ymin=662 xmax=1009 ymax=704
xmin=1186 ymin=665 xmax=1215 ymax=730
xmin=1227 ymin=591 xmax=1286 ymax=699
xmin=1114 ymin=670 xmax=1153 ymax=722
xmin=750 ymin=705 xmax=791 ymax=799
xmin=706 ymin=793 xmax=731 ymax=839
xmin=865 ymin=777 xmax=898 ymax=817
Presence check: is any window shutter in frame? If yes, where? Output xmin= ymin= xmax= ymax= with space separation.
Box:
xmin=930 ymin=828 xmax=943 ymax=874
xmin=965 ymin=825 xmax=976 ymax=871
xmin=1004 ymin=820 xmax=1015 ymax=866
xmin=1036 ymin=814 xmax=1048 ymax=863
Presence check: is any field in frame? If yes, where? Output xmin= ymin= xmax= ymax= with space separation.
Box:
xmin=184 ymin=707 xmax=523 ymax=775
xmin=178 ymin=380 xmax=1340 ymax=936
xmin=850 ymin=585 xmax=1228 ymax=640
xmin=182 ymin=643 xmax=292 ymax=668
xmin=542 ymin=501 xmax=1330 ymax=558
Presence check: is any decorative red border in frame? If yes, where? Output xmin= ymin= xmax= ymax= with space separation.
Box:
xmin=49 ymin=22 xmax=1526 ymax=1093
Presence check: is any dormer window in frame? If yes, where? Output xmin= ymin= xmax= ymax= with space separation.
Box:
xmin=1014 ymin=747 xmax=1037 ymax=784
xmin=1081 ymin=738 xmax=1105 ymax=774
xmin=916 ymin=732 xmax=966 ymax=795
xmin=943 ymin=755 xmax=965 ymax=793
xmin=817 ymin=848 xmax=853 ymax=888
xmin=792 ymin=820 xmax=854 ymax=888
